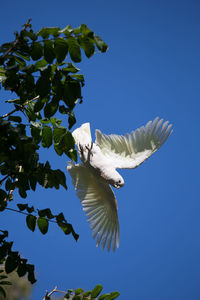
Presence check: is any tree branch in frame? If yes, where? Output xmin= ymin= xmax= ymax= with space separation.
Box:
xmin=0 ymin=175 xmax=9 ymax=186
xmin=43 ymin=286 xmax=67 ymax=300
xmin=5 ymin=207 xmax=65 ymax=226
xmin=1 ymin=18 xmax=32 ymax=59
xmin=2 ymin=95 xmax=39 ymax=118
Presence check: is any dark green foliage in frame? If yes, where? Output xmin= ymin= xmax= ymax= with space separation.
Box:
xmin=15 ymin=204 xmax=78 ymax=239
xmin=0 ymin=20 xmax=118 ymax=298
xmin=0 ymin=230 xmax=36 ymax=297
xmin=46 ymin=285 xmax=119 ymax=300
xmin=37 ymin=217 xmax=49 ymax=234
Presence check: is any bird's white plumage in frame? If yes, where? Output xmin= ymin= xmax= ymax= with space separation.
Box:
xmin=67 ymin=117 xmax=172 ymax=251
xmin=95 ymin=117 xmax=173 ymax=169
xmin=67 ymin=162 xmax=119 ymax=251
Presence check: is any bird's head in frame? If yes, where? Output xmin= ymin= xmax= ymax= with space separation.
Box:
xmin=101 ymin=168 xmax=124 ymax=189
xmin=111 ymin=172 xmax=124 ymax=189
xmin=113 ymin=177 xmax=124 ymax=189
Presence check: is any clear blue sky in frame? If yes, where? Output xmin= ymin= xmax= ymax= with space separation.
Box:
xmin=1 ymin=0 xmax=200 ymax=299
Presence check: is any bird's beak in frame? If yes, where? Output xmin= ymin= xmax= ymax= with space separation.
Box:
xmin=114 ymin=183 xmax=121 ymax=189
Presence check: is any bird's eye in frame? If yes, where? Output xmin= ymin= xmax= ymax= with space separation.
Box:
xmin=117 ymin=180 xmax=121 ymax=183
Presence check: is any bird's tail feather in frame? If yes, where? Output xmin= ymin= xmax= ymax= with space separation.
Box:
xmin=72 ymin=122 xmax=92 ymax=146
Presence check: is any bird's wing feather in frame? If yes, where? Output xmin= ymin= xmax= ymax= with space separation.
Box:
xmin=67 ymin=162 xmax=119 ymax=251
xmin=95 ymin=117 xmax=173 ymax=169
xmin=72 ymin=122 xmax=92 ymax=145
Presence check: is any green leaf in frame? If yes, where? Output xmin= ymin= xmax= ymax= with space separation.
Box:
xmin=17 ymin=263 xmax=27 ymax=277
xmin=5 ymin=256 xmax=19 ymax=273
xmin=18 ymin=188 xmax=27 ymax=199
xmin=27 ymin=264 xmax=36 ymax=284
xmin=94 ymin=35 xmax=108 ymax=52
xmin=50 ymin=117 xmax=62 ymax=126
xmin=61 ymin=131 xmax=75 ymax=152
xmin=34 ymin=98 xmax=47 ymax=112
xmin=31 ymin=126 xmax=42 ymax=144
xmin=5 ymin=178 xmax=12 ymax=191
xmin=35 ymin=59 xmax=48 ymax=70
xmin=36 ymin=71 xmax=51 ymax=98
xmin=26 ymin=215 xmax=37 ymax=232
xmin=0 ymin=286 xmax=6 ymax=298
xmin=80 ymin=24 xmax=94 ymax=36
xmin=44 ymin=40 xmax=55 ymax=63
xmin=78 ymin=36 xmax=95 ymax=58
xmin=63 ymin=79 xmax=81 ymax=109
xmin=59 ymin=25 xmax=73 ymax=36
xmin=67 ymin=37 xmax=81 ymax=62
xmin=31 ymin=42 xmax=43 ymax=60
xmin=37 ymin=27 xmax=60 ymax=38
xmin=68 ymin=110 xmax=76 ymax=130
xmin=14 ymin=55 xmax=26 ymax=67
xmin=54 ymin=144 xmax=64 ymax=156
xmin=53 ymin=127 xmax=66 ymax=143
xmin=38 ymin=208 xmax=54 ymax=219
xmin=40 ymin=118 xmax=51 ymax=124
xmin=72 ymin=296 xmax=81 ymax=300
xmin=15 ymin=51 xmax=30 ymax=61
xmin=44 ymin=97 xmax=59 ymax=118
xmin=8 ymin=116 xmax=22 ymax=123
xmin=54 ymin=38 xmax=68 ymax=63
xmin=59 ymin=105 xmax=70 ymax=114
xmin=71 ymin=74 xmax=84 ymax=82
xmin=62 ymin=63 xmax=80 ymax=74
xmin=0 ymin=189 xmax=7 ymax=201
xmin=42 ymin=126 xmax=52 ymax=148
xmin=91 ymin=285 xmax=103 ymax=298
xmin=75 ymin=288 xmax=84 ymax=295
xmin=83 ymin=291 xmax=91 ymax=297
xmin=17 ymin=203 xmax=28 ymax=211
xmin=37 ymin=217 xmax=49 ymax=234
xmin=54 ymin=170 xmax=67 ymax=190
xmin=105 ymin=292 xmax=120 ymax=300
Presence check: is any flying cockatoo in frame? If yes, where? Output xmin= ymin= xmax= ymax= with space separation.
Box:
xmin=67 ymin=117 xmax=172 ymax=251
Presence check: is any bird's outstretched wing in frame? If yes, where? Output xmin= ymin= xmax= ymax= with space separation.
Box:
xmin=95 ymin=117 xmax=173 ymax=169
xmin=67 ymin=162 xmax=120 ymax=251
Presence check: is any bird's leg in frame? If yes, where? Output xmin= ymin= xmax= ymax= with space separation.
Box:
xmin=86 ymin=141 xmax=93 ymax=155
xmin=79 ymin=142 xmax=94 ymax=163
xmin=86 ymin=141 xmax=94 ymax=161
xmin=78 ymin=143 xmax=84 ymax=156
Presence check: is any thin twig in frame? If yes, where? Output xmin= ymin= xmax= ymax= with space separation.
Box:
xmin=2 ymin=107 xmax=21 ymax=118
xmin=2 ymin=95 xmax=39 ymax=119
xmin=0 ymin=175 xmax=9 ymax=186
xmin=43 ymin=286 xmax=68 ymax=300
xmin=1 ymin=18 xmax=32 ymax=60
xmin=5 ymin=207 xmax=59 ymax=225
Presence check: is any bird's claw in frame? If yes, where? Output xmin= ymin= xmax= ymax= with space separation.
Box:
xmin=85 ymin=141 xmax=93 ymax=155
xmin=78 ymin=142 xmax=93 ymax=162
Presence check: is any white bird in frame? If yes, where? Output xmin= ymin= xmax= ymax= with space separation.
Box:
xmin=67 ymin=117 xmax=172 ymax=251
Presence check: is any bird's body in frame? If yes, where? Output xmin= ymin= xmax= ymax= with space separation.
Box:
xmin=67 ymin=117 xmax=172 ymax=251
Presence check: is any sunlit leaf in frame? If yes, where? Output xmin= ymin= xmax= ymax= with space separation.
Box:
xmin=42 ymin=126 xmax=52 ymax=148
xmin=37 ymin=217 xmax=49 ymax=234
xmin=67 ymin=37 xmax=81 ymax=62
